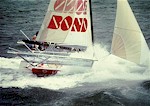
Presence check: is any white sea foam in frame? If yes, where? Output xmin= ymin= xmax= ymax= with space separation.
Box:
xmin=0 ymin=44 xmax=150 ymax=90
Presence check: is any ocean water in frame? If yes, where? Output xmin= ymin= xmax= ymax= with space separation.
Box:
xmin=0 ymin=0 xmax=150 ymax=106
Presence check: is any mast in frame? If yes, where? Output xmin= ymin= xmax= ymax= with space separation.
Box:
xmin=89 ymin=0 xmax=94 ymax=43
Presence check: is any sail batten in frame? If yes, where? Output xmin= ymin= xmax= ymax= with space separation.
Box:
xmin=111 ymin=0 xmax=149 ymax=67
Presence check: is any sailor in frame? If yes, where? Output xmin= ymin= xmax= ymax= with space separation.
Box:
xmin=38 ymin=42 xmax=49 ymax=51
xmin=38 ymin=42 xmax=45 ymax=51
xmin=32 ymin=31 xmax=38 ymax=41
xmin=32 ymin=35 xmax=36 ymax=41
xmin=31 ymin=31 xmax=49 ymax=51
xmin=31 ymin=31 xmax=39 ymax=50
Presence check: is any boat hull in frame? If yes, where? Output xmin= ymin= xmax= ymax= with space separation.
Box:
xmin=32 ymin=68 xmax=59 ymax=77
xmin=19 ymin=59 xmax=93 ymax=77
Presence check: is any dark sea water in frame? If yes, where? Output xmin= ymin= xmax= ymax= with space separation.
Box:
xmin=0 ymin=0 xmax=150 ymax=106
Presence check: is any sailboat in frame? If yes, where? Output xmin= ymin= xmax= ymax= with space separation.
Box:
xmin=8 ymin=0 xmax=149 ymax=76
xmin=8 ymin=0 xmax=95 ymax=77
xmin=111 ymin=0 xmax=150 ymax=67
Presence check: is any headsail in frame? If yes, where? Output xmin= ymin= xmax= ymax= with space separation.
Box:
xmin=111 ymin=0 xmax=149 ymax=66
xmin=36 ymin=0 xmax=93 ymax=48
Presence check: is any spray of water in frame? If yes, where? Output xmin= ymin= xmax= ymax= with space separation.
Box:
xmin=0 ymin=44 xmax=150 ymax=90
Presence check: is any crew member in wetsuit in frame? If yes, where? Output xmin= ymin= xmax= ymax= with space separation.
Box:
xmin=31 ymin=31 xmax=39 ymax=50
xmin=31 ymin=31 xmax=49 ymax=51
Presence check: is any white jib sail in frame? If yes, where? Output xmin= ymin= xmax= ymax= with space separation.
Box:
xmin=36 ymin=0 xmax=93 ymax=47
xmin=111 ymin=0 xmax=150 ymax=67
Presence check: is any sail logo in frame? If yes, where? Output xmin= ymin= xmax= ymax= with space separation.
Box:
xmin=54 ymin=0 xmax=87 ymax=15
xmin=47 ymin=0 xmax=88 ymax=32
